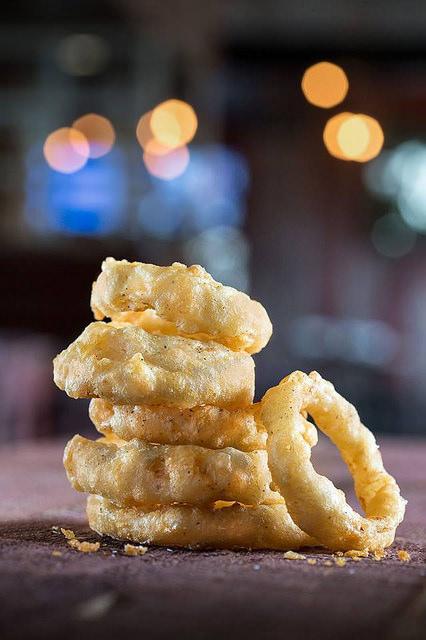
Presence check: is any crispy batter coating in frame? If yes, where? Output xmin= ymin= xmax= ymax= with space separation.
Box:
xmin=87 ymin=495 xmax=317 ymax=550
xmin=64 ymin=435 xmax=280 ymax=507
xmin=53 ymin=322 xmax=254 ymax=408
xmin=89 ymin=399 xmax=267 ymax=452
xmin=261 ymin=371 xmax=406 ymax=552
xmin=91 ymin=258 xmax=272 ymax=354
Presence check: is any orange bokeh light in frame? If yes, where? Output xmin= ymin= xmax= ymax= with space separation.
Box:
xmin=72 ymin=113 xmax=115 ymax=158
xmin=354 ymin=116 xmax=384 ymax=162
xmin=136 ymin=111 xmax=153 ymax=150
xmin=43 ymin=127 xmax=89 ymax=173
xmin=143 ymin=145 xmax=190 ymax=180
xmin=150 ymin=99 xmax=197 ymax=149
xmin=323 ymin=113 xmax=384 ymax=163
xmin=302 ymin=62 xmax=349 ymax=108
xmin=337 ymin=115 xmax=370 ymax=159
xmin=323 ymin=112 xmax=353 ymax=159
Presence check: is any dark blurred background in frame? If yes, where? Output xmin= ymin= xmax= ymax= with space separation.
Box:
xmin=2 ymin=1 xmax=426 ymax=442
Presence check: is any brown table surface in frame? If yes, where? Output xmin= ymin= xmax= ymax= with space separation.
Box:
xmin=0 ymin=437 xmax=425 ymax=640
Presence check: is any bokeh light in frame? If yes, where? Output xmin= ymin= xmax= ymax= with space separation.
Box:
xmin=151 ymin=100 xmax=198 ymax=149
xmin=371 ymin=212 xmax=416 ymax=258
xmin=144 ymin=138 xmax=174 ymax=157
xmin=143 ymin=145 xmax=190 ymax=180
xmin=43 ymin=127 xmax=89 ymax=174
xmin=136 ymin=111 xmax=153 ymax=150
xmin=301 ymin=61 xmax=349 ymax=108
xmin=337 ymin=115 xmax=370 ymax=159
xmin=56 ymin=34 xmax=110 ymax=77
xmin=324 ymin=113 xmax=384 ymax=162
xmin=356 ymin=116 xmax=384 ymax=162
xmin=323 ymin=112 xmax=353 ymax=159
xmin=364 ymin=140 xmax=426 ymax=233
xmin=72 ymin=113 xmax=115 ymax=158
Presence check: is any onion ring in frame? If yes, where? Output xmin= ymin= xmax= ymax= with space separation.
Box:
xmin=89 ymin=399 xmax=267 ymax=452
xmin=53 ymin=321 xmax=254 ymax=408
xmin=91 ymin=258 xmax=272 ymax=354
xmin=260 ymin=370 xmax=406 ymax=552
xmin=64 ymin=435 xmax=281 ymax=507
xmin=87 ymin=495 xmax=317 ymax=550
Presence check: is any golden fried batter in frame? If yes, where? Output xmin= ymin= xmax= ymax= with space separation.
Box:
xmin=91 ymin=258 xmax=272 ymax=354
xmin=87 ymin=495 xmax=317 ymax=550
xmin=64 ymin=435 xmax=280 ymax=507
xmin=261 ymin=371 xmax=406 ymax=552
xmin=54 ymin=322 xmax=254 ymax=408
xmin=89 ymin=399 xmax=266 ymax=452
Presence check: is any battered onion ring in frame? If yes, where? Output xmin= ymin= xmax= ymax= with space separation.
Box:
xmin=261 ymin=371 xmax=406 ymax=552
xmin=87 ymin=495 xmax=317 ymax=550
xmin=91 ymin=258 xmax=272 ymax=354
xmin=53 ymin=321 xmax=254 ymax=408
xmin=64 ymin=435 xmax=281 ymax=507
xmin=89 ymin=399 xmax=267 ymax=452
xmin=89 ymin=399 xmax=318 ymax=451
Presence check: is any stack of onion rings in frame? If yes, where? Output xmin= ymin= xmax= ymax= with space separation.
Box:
xmin=55 ymin=258 xmax=405 ymax=552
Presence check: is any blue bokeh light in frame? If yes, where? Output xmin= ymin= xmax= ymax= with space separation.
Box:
xmin=25 ymin=145 xmax=127 ymax=236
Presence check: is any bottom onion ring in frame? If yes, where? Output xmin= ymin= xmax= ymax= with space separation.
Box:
xmin=261 ymin=371 xmax=406 ymax=552
xmin=87 ymin=495 xmax=317 ymax=550
xmin=64 ymin=435 xmax=280 ymax=507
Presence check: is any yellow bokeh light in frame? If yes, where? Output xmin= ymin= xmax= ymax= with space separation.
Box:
xmin=43 ymin=127 xmax=89 ymax=173
xmin=72 ymin=113 xmax=115 ymax=158
xmin=136 ymin=111 xmax=153 ymax=150
xmin=144 ymin=145 xmax=190 ymax=180
xmin=150 ymin=99 xmax=197 ymax=149
xmin=323 ymin=112 xmax=354 ymax=159
xmin=337 ymin=115 xmax=370 ymax=158
xmin=302 ymin=62 xmax=349 ymax=108
xmin=354 ymin=116 xmax=384 ymax=162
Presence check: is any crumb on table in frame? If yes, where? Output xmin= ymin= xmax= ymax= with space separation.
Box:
xmin=124 ymin=543 xmax=148 ymax=556
xmin=397 ymin=549 xmax=411 ymax=562
xmin=283 ymin=550 xmax=306 ymax=560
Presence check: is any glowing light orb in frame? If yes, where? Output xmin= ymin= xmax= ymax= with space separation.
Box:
xmin=302 ymin=62 xmax=349 ymax=108
xmin=355 ymin=116 xmax=384 ymax=162
xmin=43 ymin=127 xmax=89 ymax=173
xmin=323 ymin=112 xmax=353 ymax=159
xmin=151 ymin=100 xmax=197 ymax=149
xmin=324 ymin=113 xmax=384 ymax=162
xmin=136 ymin=111 xmax=153 ymax=150
xmin=72 ymin=113 xmax=115 ymax=158
xmin=143 ymin=145 xmax=190 ymax=180
xmin=337 ymin=115 xmax=370 ymax=159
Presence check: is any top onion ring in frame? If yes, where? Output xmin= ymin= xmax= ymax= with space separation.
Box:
xmin=260 ymin=370 xmax=406 ymax=551
xmin=91 ymin=258 xmax=272 ymax=354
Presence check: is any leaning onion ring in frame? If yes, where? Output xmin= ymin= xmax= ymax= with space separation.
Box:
xmin=260 ymin=371 xmax=406 ymax=552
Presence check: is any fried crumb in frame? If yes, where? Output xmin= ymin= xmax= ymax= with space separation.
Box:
xmin=67 ymin=539 xmax=100 ymax=553
xmin=52 ymin=550 xmax=62 ymax=557
xmin=61 ymin=528 xmax=76 ymax=540
xmin=334 ymin=557 xmax=346 ymax=567
xmin=324 ymin=560 xmax=333 ymax=566
xmin=373 ymin=549 xmax=386 ymax=561
xmin=344 ymin=549 xmax=369 ymax=559
xmin=283 ymin=550 xmax=306 ymax=560
xmin=307 ymin=558 xmax=317 ymax=565
xmin=397 ymin=549 xmax=411 ymax=563
xmin=124 ymin=544 xmax=148 ymax=556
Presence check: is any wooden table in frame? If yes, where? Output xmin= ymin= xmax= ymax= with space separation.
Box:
xmin=1 ymin=438 xmax=425 ymax=640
